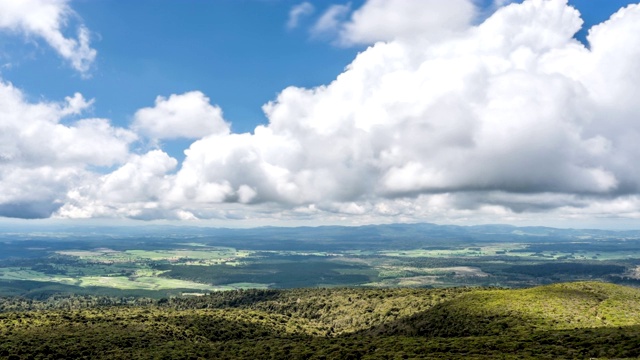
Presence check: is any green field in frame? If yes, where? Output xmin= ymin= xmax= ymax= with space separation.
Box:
xmin=57 ymin=247 xmax=252 ymax=265
xmin=1 ymin=223 xmax=639 ymax=297
xmin=2 ymin=241 xmax=638 ymax=297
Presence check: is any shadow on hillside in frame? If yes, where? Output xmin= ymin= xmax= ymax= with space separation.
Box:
xmin=356 ymin=298 xmax=542 ymax=338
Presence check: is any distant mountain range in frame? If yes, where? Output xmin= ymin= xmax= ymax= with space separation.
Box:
xmin=3 ymin=222 xmax=639 ymax=246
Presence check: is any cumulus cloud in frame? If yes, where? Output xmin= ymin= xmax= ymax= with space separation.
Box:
xmin=58 ymin=150 xmax=178 ymax=219
xmin=287 ymin=2 xmax=315 ymax=29
xmin=0 ymin=80 xmax=135 ymax=219
xmin=0 ymin=0 xmax=96 ymax=74
xmin=6 ymin=0 xmax=640 ymax=226
xmin=132 ymin=91 xmax=230 ymax=140
xmin=144 ymin=0 xmax=639 ymax=223
xmin=338 ymin=0 xmax=477 ymax=45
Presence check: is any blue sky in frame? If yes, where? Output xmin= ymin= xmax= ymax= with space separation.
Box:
xmin=5 ymin=1 xmax=367 ymax=133
xmin=6 ymin=0 xmax=632 ymax=135
xmin=1 ymin=0 xmax=640 ymax=228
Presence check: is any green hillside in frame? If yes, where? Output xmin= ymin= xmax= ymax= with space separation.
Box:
xmin=368 ymin=282 xmax=640 ymax=338
xmin=1 ymin=282 xmax=639 ymax=359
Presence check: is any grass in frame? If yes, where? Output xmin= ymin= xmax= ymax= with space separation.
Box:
xmin=77 ymin=276 xmax=216 ymax=291
xmin=0 ymin=268 xmax=78 ymax=285
xmin=0 ymin=267 xmax=219 ymax=292
xmin=56 ymin=248 xmax=254 ymax=266
xmin=378 ymin=244 xmax=529 ymax=258
xmin=222 ymin=283 xmax=271 ymax=290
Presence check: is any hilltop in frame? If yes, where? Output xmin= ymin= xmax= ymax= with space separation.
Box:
xmin=1 ymin=281 xmax=639 ymax=359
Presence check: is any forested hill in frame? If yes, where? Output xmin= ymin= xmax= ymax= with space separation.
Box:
xmin=1 ymin=282 xmax=639 ymax=359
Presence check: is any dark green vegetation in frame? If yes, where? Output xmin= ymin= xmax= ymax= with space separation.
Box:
xmin=2 ymin=223 xmax=640 ymax=298
xmin=1 ymin=282 xmax=639 ymax=359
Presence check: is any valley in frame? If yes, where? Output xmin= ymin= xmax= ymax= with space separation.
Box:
xmin=1 ymin=223 xmax=639 ymax=298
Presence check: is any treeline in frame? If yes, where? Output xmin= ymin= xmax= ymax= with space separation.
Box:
xmin=505 ymin=263 xmax=626 ymax=277
xmin=605 ymin=275 xmax=640 ymax=286
xmin=0 ymin=294 xmax=154 ymax=313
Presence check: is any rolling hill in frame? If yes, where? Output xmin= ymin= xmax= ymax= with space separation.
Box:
xmin=1 ymin=282 xmax=639 ymax=359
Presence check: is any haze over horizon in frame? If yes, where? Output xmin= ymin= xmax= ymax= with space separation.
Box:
xmin=1 ymin=0 xmax=640 ymax=229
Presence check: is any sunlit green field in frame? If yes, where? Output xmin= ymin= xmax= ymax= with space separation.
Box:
xmin=0 ymin=268 xmax=77 ymax=284
xmin=0 ymin=267 xmax=219 ymax=291
xmin=57 ymin=247 xmax=252 ymax=265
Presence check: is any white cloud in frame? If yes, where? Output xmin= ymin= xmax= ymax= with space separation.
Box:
xmin=132 ymin=91 xmax=230 ymax=140
xmin=311 ymin=4 xmax=351 ymax=37
xmin=493 ymin=0 xmax=516 ymax=7
xmin=5 ymin=0 xmax=640 ymax=226
xmin=287 ymin=2 xmax=315 ymax=29
xmin=0 ymin=0 xmax=96 ymax=75
xmin=132 ymin=0 xmax=637 ymax=223
xmin=0 ymin=79 xmax=135 ymax=219
xmin=0 ymin=82 xmax=134 ymax=167
xmin=339 ymin=0 xmax=477 ymax=45
xmin=57 ymin=150 xmax=178 ymax=219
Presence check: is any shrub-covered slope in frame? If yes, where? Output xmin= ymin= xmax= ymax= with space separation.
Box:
xmin=1 ymin=282 xmax=639 ymax=359
xmin=365 ymin=281 xmax=640 ymax=338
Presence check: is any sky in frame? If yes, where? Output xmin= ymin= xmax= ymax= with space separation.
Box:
xmin=0 ymin=0 xmax=640 ymax=229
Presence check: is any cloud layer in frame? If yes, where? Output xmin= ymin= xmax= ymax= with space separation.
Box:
xmin=2 ymin=0 xmax=640 ymax=225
